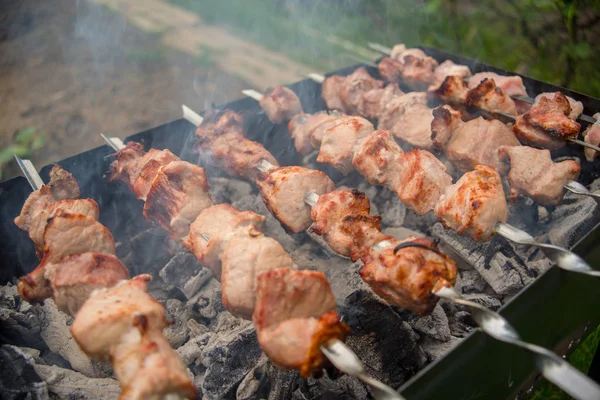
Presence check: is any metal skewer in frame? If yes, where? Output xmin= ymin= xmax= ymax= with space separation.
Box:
xmin=101 ymin=134 xmax=126 ymax=151
xmin=564 ymin=181 xmax=600 ymax=205
xmin=366 ymin=42 xmax=598 ymax=125
xmin=182 ymin=105 xmax=205 ymax=127
xmin=14 ymin=155 xmax=44 ymax=191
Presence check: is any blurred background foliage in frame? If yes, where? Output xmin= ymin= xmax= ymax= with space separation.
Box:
xmin=171 ymin=0 xmax=600 ymax=97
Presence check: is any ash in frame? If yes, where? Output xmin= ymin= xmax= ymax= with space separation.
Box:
xmin=2 ymin=175 xmax=598 ymax=400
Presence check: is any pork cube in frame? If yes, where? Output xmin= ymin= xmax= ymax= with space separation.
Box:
xmin=352 ymin=130 xmax=404 ymax=185
xmin=288 ymin=111 xmax=342 ymax=155
xmin=259 ymin=85 xmax=304 ymax=124
xmin=466 ymin=78 xmax=518 ymax=117
xmin=322 ymin=75 xmax=346 ymax=111
xmin=430 ymin=105 xmax=464 ymax=152
xmin=583 ymin=113 xmax=600 ymax=162
xmin=339 ymin=67 xmax=383 ymax=115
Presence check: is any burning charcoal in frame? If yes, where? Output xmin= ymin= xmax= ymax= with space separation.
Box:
xmin=0 ymin=345 xmax=49 ymax=399
xmin=210 ymin=177 xmax=253 ymax=204
xmin=127 ymin=227 xmax=173 ymax=276
xmin=448 ymin=311 xmax=476 ymax=338
xmin=0 ymin=284 xmax=43 ymax=348
xmin=187 ymin=279 xmax=225 ymax=323
xmin=34 ymin=363 xmax=120 ymax=399
xmin=372 ymin=187 xmax=407 ymax=227
xmin=237 ymin=355 xmax=299 ymax=400
xmin=419 ymin=336 xmax=463 ymax=361
xmin=402 ymin=209 xmax=438 ymax=234
xmin=462 ymin=293 xmax=502 ymax=311
xmin=159 ymin=252 xmax=213 ymax=299
xmin=459 ymin=269 xmax=487 ymax=294
xmin=201 ymin=313 xmax=262 ymax=399
xmin=432 ymin=223 xmax=526 ymax=295
xmin=548 ymin=194 xmax=600 ymax=249
xmin=163 ymin=299 xmax=190 ymax=348
xmin=412 ymin=303 xmax=451 ymax=342
xmin=342 ymin=289 xmax=427 ymax=388
xmin=177 ymin=331 xmax=213 ymax=370
xmin=36 ymin=301 xmax=110 ymax=378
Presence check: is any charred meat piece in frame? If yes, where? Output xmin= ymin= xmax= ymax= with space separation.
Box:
xmin=435 ymin=165 xmax=508 ymax=241
xmin=339 ymin=67 xmax=384 ymax=115
xmin=196 ymin=108 xmax=245 ymax=138
xmin=257 ymin=166 xmax=335 ymax=233
xmin=259 ymin=85 xmax=304 ymax=124
xmin=15 ymin=165 xmax=80 ymax=232
xmin=47 ymin=252 xmax=130 ymax=317
xmin=253 ymin=268 xmax=349 ymax=377
xmin=184 ymin=204 xmax=266 ymax=279
xmin=310 ymin=189 xmax=384 ymax=258
xmin=468 ymin=72 xmax=529 ymax=98
xmin=353 ymin=130 xmax=404 ymax=186
xmin=429 ymin=60 xmax=472 ymax=90
xmin=583 ymin=113 xmax=600 ymax=162
xmin=378 ymin=92 xmax=428 ymax=132
xmin=359 ymin=236 xmax=457 ymax=316
xmin=357 ymin=83 xmax=404 ymax=121
xmin=221 ymin=228 xmax=297 ymax=320
xmin=144 ymin=160 xmax=214 ymax=239
xmin=197 ymin=131 xmax=279 ymax=181
xmin=388 ymin=149 xmax=453 ymax=215
xmin=322 ymin=75 xmax=346 ymax=111
xmin=513 ymin=92 xmax=581 ymax=149
xmin=466 ymin=78 xmax=518 ymax=117
xmin=499 ymin=145 xmax=581 ymax=205
xmin=29 ymin=198 xmax=100 ymax=254
xmin=288 ymin=111 xmax=343 ymax=155
xmin=428 ymin=75 xmax=470 ymax=107
xmin=71 ymin=275 xmax=197 ymax=400
xmin=18 ymin=212 xmax=116 ymax=304
xmin=317 ymin=116 xmax=375 ymax=175
xmin=535 ymin=92 xmax=583 ymax=120
xmin=430 ymin=105 xmax=464 ymax=152
xmin=442 ymin=116 xmax=521 ymax=175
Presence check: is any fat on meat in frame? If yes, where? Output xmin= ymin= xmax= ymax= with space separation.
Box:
xmin=434 ymin=165 xmax=508 ymax=241
xmin=184 ymin=204 xmax=266 ymax=279
xmin=256 ymin=166 xmax=335 ymax=233
xmin=253 ymin=268 xmax=349 ymax=377
xmin=499 ymin=145 xmax=581 ymax=205
xmin=221 ymin=228 xmax=297 ymax=320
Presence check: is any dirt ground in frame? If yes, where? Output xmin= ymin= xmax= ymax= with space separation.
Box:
xmin=0 ymin=0 xmax=251 ymax=179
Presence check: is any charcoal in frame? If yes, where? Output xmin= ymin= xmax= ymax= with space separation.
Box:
xmin=0 ymin=344 xmax=49 ymax=399
xmin=459 ymin=269 xmax=487 ymax=294
xmin=373 ymin=187 xmax=406 ymax=227
xmin=36 ymin=301 xmax=110 ymax=378
xmin=0 ymin=284 xmax=44 ymax=348
xmin=163 ymin=299 xmax=190 ymax=348
xmin=432 ymin=223 xmax=526 ymax=295
xmin=412 ymin=303 xmax=451 ymax=342
xmin=159 ymin=252 xmax=212 ymax=299
xmin=187 ymin=279 xmax=225 ymax=324
xmin=548 ymin=194 xmax=600 ymax=249
xmin=210 ymin=177 xmax=253 ymax=204
xmin=34 ymin=363 xmax=120 ymax=399
xmin=402 ymin=210 xmax=438 ymax=234
xmin=420 ymin=336 xmax=463 ymax=361
xmin=342 ymin=289 xmax=427 ymax=388
xmin=177 ymin=331 xmax=213 ymax=369
xmin=236 ymin=355 xmax=300 ymax=400
xmin=201 ymin=313 xmax=262 ymax=399
xmin=128 ymin=227 xmax=172 ymax=276
xmin=448 ymin=311 xmax=476 ymax=338
xmin=462 ymin=293 xmax=502 ymax=311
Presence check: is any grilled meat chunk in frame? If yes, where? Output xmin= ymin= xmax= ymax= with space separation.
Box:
xmin=253 ymin=268 xmax=349 ymax=377
xmin=18 ymin=212 xmax=116 ymax=304
xmin=196 ymin=108 xmax=245 ymax=138
xmin=378 ymin=92 xmax=428 ymax=131
xmin=583 ymin=113 xmax=600 ymax=162
xmin=499 ymin=145 xmax=581 ymax=205
xmin=29 ymin=198 xmax=100 ymax=254
xmin=389 ymin=104 xmax=435 ymax=150
xmin=535 ymin=92 xmax=583 ymax=120
xmin=221 ymin=228 xmax=297 ymax=319
xmin=71 ymin=275 xmax=197 ymax=400
xmin=184 ymin=204 xmax=266 ymax=279
xmin=196 ymin=130 xmax=279 ymax=181
xmin=377 ymin=57 xmax=403 ymax=84
xmin=353 ymin=130 xmax=404 ymax=186
xmin=144 ymin=161 xmax=214 ymax=239
xmin=435 ymin=165 xmax=508 ymax=241
xmin=288 ymin=111 xmax=343 ymax=155
xmin=318 ymin=116 xmax=375 ymax=175
xmin=359 ymin=236 xmax=458 ymax=316
xmin=430 ymin=105 xmax=464 ymax=152
xmin=400 ymin=54 xmax=438 ymax=91
xmin=257 ymin=166 xmax=335 ymax=233
xmin=310 ymin=189 xmax=384 ymax=258
xmin=388 ymin=149 xmax=453 ymax=215
xmin=15 ymin=165 xmax=80 ymax=232
xmin=441 ymin=116 xmax=521 ymax=175
xmin=322 ymin=75 xmax=346 ymax=111
xmin=310 ymin=114 xmax=349 ymax=149
xmin=47 ymin=252 xmax=130 ymax=316
xmin=390 ymin=43 xmax=408 ymax=59
xmin=429 ymin=60 xmax=472 ymax=90
xmin=259 ymin=86 xmax=304 ymax=124
xmin=513 ymin=92 xmax=581 ymax=149
xmin=357 ymin=83 xmax=404 ymax=121
xmin=428 ymin=75 xmax=470 ymax=107
xmin=466 ymin=78 xmax=518 ymax=117
xmin=339 ymin=67 xmax=384 ymax=115
xmin=468 ymin=72 xmax=529 ymax=98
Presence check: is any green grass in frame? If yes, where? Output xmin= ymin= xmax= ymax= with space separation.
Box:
xmin=125 ymin=46 xmax=167 ymax=62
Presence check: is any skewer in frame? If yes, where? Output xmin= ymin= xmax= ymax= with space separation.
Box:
xmin=14 ymin=155 xmax=44 ymax=191
xmin=366 ymin=42 xmax=598 ymax=125
xmin=304 ymin=190 xmax=600 ymax=400
xmin=100 ymin=134 xmax=125 ymax=152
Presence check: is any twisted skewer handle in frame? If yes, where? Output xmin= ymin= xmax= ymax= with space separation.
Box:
xmin=434 ymin=285 xmax=600 ymax=400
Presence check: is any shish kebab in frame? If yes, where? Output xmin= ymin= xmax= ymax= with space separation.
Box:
xmin=176 ymin=106 xmax=600 ymax=400
xmin=100 ymin=134 xmax=403 ymax=399
xmin=367 ymin=41 xmax=598 ymax=125
xmin=12 ymin=159 xmax=197 ymax=400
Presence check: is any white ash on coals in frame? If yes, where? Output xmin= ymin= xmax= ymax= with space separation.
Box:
xmin=2 ymin=174 xmax=597 ymax=399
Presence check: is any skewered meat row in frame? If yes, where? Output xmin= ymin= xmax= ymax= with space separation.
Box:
xmin=108 ymin=140 xmax=349 ymax=377
xmin=258 ymin=85 xmax=304 ymax=123
xmin=584 ymin=114 xmax=600 ymax=161
xmin=14 ymin=166 xmax=196 ymax=399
